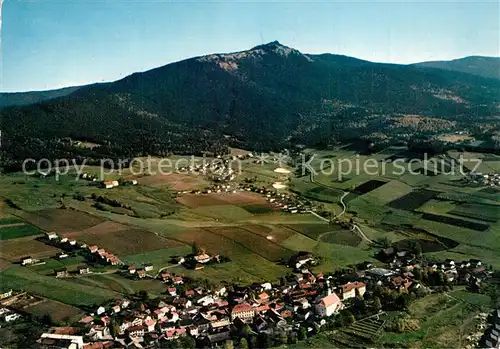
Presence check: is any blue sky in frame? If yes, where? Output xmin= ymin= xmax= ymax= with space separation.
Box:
xmin=1 ymin=0 xmax=498 ymax=92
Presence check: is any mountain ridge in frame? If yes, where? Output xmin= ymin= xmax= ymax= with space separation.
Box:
xmin=1 ymin=41 xmax=499 ymax=170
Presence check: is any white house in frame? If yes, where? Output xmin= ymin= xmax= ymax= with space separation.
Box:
xmin=4 ymin=312 xmax=22 ymax=322
xmin=315 ymin=292 xmax=344 ymax=317
xmin=46 ymin=232 xmax=58 ymax=240
xmin=338 ymin=282 xmax=366 ymax=300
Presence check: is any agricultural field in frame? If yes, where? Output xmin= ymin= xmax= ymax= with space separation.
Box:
xmin=0 ymin=236 xmax=62 ymax=262
xmin=449 ymin=203 xmax=500 ymax=222
xmin=121 ymin=245 xmax=192 ymax=267
xmin=204 ymin=226 xmax=294 ymax=262
xmin=1 ymin=147 xmax=499 ymax=329
xmin=132 ymin=172 xmax=209 ymax=191
xmin=20 ymin=208 xmax=105 ymax=233
xmin=283 ymin=223 xmax=336 ymax=240
xmin=0 ymin=265 xmax=121 ymax=306
xmin=65 ymin=221 xmax=182 ymax=255
xmin=0 ymin=222 xmax=42 ymax=240
xmin=387 ymin=189 xmax=441 ymax=211
xmin=23 ymin=299 xmax=85 ymax=323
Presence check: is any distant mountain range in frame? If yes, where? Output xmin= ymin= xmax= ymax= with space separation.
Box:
xmin=0 ymin=86 xmax=83 ymax=109
xmin=1 ymin=41 xmax=499 ymax=168
xmin=414 ymin=56 xmax=500 ymax=80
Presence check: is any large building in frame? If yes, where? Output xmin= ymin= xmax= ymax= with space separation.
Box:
xmin=337 ymin=282 xmax=366 ymax=300
xmin=231 ymin=303 xmax=255 ymax=323
xmin=315 ymin=292 xmax=343 ymax=317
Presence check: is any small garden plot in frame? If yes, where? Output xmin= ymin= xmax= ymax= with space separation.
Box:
xmin=352 ymin=180 xmax=388 ymax=195
xmin=205 ymin=227 xmax=293 ymax=262
xmin=449 ymin=203 xmax=500 ymax=222
xmin=421 ymin=213 xmax=490 ymax=231
xmin=283 ymin=223 xmax=335 ymax=240
xmin=388 ymin=189 xmax=441 ymax=211
xmin=21 ymin=208 xmax=104 ymax=232
xmin=0 ymin=223 xmax=42 ymax=240
xmin=319 ymin=230 xmax=361 ymax=247
xmin=343 ymin=318 xmax=386 ymax=340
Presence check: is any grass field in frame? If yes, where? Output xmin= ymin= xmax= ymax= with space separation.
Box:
xmin=21 ymin=208 xmax=105 ymax=233
xmin=1 ymin=266 xmax=120 ymax=306
xmin=379 ymin=291 xmax=490 ymax=348
xmin=121 ymin=245 xmax=192 ymax=266
xmin=450 ymin=203 xmax=500 ymax=222
xmin=65 ymin=221 xmax=183 ymax=255
xmin=0 ymin=236 xmax=62 ymax=261
xmin=0 ymin=223 xmax=42 ymax=240
xmin=24 ymin=299 xmax=85 ymax=323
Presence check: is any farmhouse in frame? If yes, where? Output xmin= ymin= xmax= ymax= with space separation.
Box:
xmin=194 ymin=253 xmax=212 ymax=264
xmin=55 ymin=268 xmax=69 ymax=278
xmin=102 ymin=180 xmax=119 ymax=189
xmin=0 ymin=288 xmax=13 ymax=300
xmin=21 ymin=256 xmax=34 ymax=266
xmin=78 ymin=266 xmax=90 ymax=274
xmin=46 ymin=232 xmax=58 ymax=240
xmin=128 ymin=265 xmax=136 ymax=274
xmin=143 ymin=263 xmax=154 ymax=272
xmin=58 ymin=252 xmax=69 ymax=259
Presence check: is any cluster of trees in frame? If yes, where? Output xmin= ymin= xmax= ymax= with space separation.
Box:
xmin=90 ymin=193 xmax=132 ymax=210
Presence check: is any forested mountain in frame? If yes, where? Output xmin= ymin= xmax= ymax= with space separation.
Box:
xmin=415 ymin=56 xmax=500 ymax=80
xmin=1 ymin=41 xmax=499 ymax=170
xmin=0 ymin=86 xmax=83 ymax=108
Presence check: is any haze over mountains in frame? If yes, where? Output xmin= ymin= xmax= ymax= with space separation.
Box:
xmin=1 ymin=41 xmax=499 ymax=168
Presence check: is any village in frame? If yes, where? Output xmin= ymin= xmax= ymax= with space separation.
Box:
xmin=2 ymin=232 xmax=498 ymax=349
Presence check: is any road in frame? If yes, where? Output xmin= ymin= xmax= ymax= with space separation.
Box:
xmin=351 ymin=224 xmax=374 ymax=244
xmin=334 ymin=191 xmax=349 ymax=219
xmin=155 ymin=264 xmax=181 ymax=278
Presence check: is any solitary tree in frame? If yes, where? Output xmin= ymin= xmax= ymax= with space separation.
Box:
xmin=191 ymin=241 xmax=200 ymax=255
xmin=373 ymin=296 xmax=382 ymax=312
